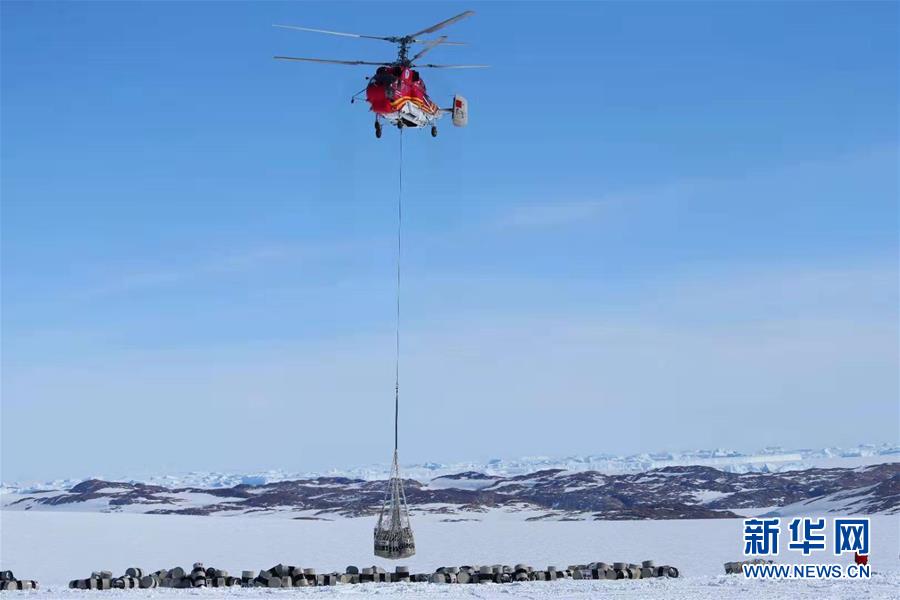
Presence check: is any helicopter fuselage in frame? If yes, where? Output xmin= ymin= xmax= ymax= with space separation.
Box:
xmin=366 ymin=65 xmax=441 ymax=128
xmin=273 ymin=9 xmax=483 ymax=136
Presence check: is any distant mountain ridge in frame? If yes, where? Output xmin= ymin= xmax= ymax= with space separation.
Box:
xmin=3 ymin=442 xmax=896 ymax=494
xmin=3 ymin=462 xmax=897 ymax=521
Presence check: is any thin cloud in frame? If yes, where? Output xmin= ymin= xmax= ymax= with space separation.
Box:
xmin=495 ymin=183 xmax=685 ymax=229
xmin=5 ymin=259 xmax=896 ymax=478
xmin=495 ymin=144 xmax=897 ymax=231
xmin=500 ymin=200 xmax=608 ymax=228
xmin=73 ymin=239 xmax=378 ymax=300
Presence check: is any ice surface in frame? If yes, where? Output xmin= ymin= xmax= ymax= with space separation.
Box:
xmin=2 ymin=577 xmax=899 ymax=599
xmin=1 ymin=511 xmax=897 ymax=598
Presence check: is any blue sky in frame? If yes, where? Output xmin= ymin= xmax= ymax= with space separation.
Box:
xmin=1 ymin=1 xmax=897 ymax=481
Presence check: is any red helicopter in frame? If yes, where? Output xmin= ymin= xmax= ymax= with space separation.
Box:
xmin=274 ymin=10 xmax=486 ymax=138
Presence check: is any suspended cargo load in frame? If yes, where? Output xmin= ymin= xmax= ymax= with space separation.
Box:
xmin=373 ymin=130 xmax=415 ymax=559
xmin=374 ymin=449 xmax=416 ymax=559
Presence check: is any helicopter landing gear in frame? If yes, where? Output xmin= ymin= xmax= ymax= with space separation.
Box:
xmin=375 ymin=120 xmax=382 ymax=139
xmin=431 ymin=125 xmax=438 ymax=138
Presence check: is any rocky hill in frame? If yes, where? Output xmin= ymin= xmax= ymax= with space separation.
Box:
xmin=3 ymin=463 xmax=896 ymax=521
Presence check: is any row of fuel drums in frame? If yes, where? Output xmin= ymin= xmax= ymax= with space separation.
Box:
xmin=431 ymin=561 xmax=679 ymax=583
xmin=69 ymin=564 xmax=242 ymax=589
xmin=63 ymin=560 xmax=681 ymax=590
xmin=1 ymin=570 xmax=38 ymax=591
xmin=724 ymin=558 xmax=774 ymax=575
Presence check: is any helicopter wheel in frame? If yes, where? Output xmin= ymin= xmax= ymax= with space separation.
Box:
xmin=431 ymin=125 xmax=438 ymax=138
xmin=375 ymin=120 xmax=382 ymax=139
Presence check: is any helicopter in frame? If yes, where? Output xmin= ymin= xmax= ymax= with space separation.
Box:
xmin=274 ymin=10 xmax=487 ymax=138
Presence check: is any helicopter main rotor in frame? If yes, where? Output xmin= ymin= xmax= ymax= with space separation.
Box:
xmin=273 ymin=10 xmax=486 ymax=68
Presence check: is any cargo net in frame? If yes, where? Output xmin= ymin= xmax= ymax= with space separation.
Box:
xmin=374 ymin=449 xmax=415 ymax=559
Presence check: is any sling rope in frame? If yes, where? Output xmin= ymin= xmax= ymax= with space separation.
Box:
xmin=394 ymin=127 xmax=403 ymax=453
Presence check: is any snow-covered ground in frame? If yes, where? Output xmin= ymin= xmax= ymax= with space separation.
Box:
xmin=2 ymin=511 xmax=898 ymax=598
xmin=3 ymin=577 xmax=899 ymax=599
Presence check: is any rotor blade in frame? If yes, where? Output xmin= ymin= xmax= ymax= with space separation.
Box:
xmin=274 ymin=56 xmax=387 ymax=66
xmin=410 ymin=36 xmax=448 ymax=63
xmin=413 ymin=39 xmax=466 ymax=46
xmin=273 ymin=24 xmax=393 ymax=42
xmin=413 ymin=63 xmax=489 ymax=69
xmin=407 ymin=10 xmax=475 ymax=38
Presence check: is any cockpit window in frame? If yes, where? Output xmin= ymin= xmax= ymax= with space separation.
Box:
xmin=373 ymin=67 xmax=394 ymax=85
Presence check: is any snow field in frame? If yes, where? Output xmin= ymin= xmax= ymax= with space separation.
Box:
xmin=1 ymin=511 xmax=897 ymax=598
